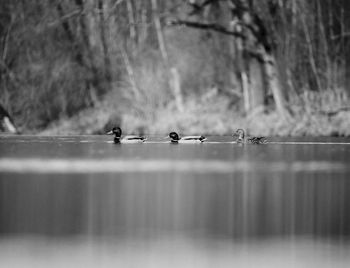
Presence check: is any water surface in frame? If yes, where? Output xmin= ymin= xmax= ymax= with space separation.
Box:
xmin=0 ymin=135 xmax=349 ymax=267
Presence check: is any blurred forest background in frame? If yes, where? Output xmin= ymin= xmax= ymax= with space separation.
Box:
xmin=0 ymin=0 xmax=350 ymax=136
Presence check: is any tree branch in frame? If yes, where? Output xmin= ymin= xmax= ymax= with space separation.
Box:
xmin=331 ymin=32 xmax=350 ymax=40
xmin=187 ymin=0 xmax=218 ymax=15
xmin=167 ymin=19 xmax=244 ymax=38
xmin=47 ymin=9 xmax=83 ymax=28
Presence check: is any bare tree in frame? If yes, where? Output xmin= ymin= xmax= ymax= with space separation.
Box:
xmin=169 ymin=0 xmax=291 ymax=118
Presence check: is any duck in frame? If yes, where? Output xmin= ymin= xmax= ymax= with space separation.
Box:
xmin=0 ymin=105 xmax=20 ymax=134
xmin=233 ymin=129 xmax=267 ymax=144
xmin=168 ymin=132 xmax=206 ymax=143
xmin=107 ymin=127 xmax=146 ymax=143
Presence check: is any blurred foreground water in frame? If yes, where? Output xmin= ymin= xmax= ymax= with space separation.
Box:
xmin=0 ymin=135 xmax=349 ymax=267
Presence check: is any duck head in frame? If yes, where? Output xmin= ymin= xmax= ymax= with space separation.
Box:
xmin=107 ymin=127 xmax=122 ymax=136
xmin=234 ymin=129 xmax=245 ymax=142
xmin=169 ymin=132 xmax=180 ymax=142
xmin=107 ymin=127 xmax=122 ymax=142
xmin=107 ymin=127 xmax=122 ymax=138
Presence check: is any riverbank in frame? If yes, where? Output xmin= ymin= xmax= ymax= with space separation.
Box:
xmin=39 ymin=89 xmax=350 ymax=137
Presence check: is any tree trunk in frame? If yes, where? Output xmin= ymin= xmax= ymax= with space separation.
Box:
xmin=137 ymin=0 xmax=149 ymax=49
xmin=344 ymin=0 xmax=350 ymax=92
xmin=249 ymin=57 xmax=265 ymax=110
xmin=151 ymin=0 xmax=169 ymax=63
xmin=126 ymin=0 xmax=137 ymax=56
xmin=263 ymin=52 xmax=291 ymax=119
xmin=74 ymin=0 xmax=105 ymax=102
xmin=170 ymin=67 xmax=184 ymax=112
xmin=231 ymin=22 xmax=249 ymax=112
xmin=230 ymin=0 xmax=290 ymax=117
xmin=98 ymin=0 xmax=112 ymax=84
xmin=151 ymin=0 xmax=184 ymax=112
xmin=231 ymin=4 xmax=265 ymax=114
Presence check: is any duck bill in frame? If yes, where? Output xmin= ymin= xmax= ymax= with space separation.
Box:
xmin=106 ymin=130 xmax=113 ymax=135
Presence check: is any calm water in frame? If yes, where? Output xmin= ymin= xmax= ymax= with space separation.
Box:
xmin=0 ymin=135 xmax=349 ymax=267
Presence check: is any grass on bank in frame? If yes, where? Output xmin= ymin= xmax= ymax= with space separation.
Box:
xmin=39 ymin=87 xmax=350 ymax=137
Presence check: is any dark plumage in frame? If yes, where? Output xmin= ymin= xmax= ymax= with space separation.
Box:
xmin=0 ymin=105 xmax=19 ymax=134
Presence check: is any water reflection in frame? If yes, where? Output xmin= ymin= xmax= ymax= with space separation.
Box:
xmin=0 ymin=136 xmax=349 ymax=267
xmin=2 ymin=171 xmax=348 ymax=238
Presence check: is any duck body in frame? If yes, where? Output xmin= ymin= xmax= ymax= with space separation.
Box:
xmin=115 ymin=135 xmax=147 ymax=144
xmin=247 ymin=136 xmax=267 ymax=144
xmin=234 ymin=129 xmax=267 ymax=144
xmin=168 ymin=132 xmax=206 ymax=143
xmin=107 ymin=127 xmax=146 ymax=144
xmin=0 ymin=105 xmax=20 ymax=134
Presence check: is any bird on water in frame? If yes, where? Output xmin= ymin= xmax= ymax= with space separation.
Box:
xmin=168 ymin=132 xmax=206 ymax=143
xmin=234 ymin=129 xmax=267 ymax=144
xmin=107 ymin=127 xmax=146 ymax=143
xmin=0 ymin=105 xmax=19 ymax=134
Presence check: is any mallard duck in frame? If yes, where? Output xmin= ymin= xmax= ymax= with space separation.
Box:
xmin=234 ymin=129 xmax=267 ymax=144
xmin=168 ymin=132 xmax=206 ymax=143
xmin=107 ymin=127 xmax=146 ymax=143
xmin=0 ymin=105 xmax=19 ymax=134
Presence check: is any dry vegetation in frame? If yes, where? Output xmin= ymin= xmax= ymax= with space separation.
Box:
xmin=41 ymin=86 xmax=350 ymax=137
